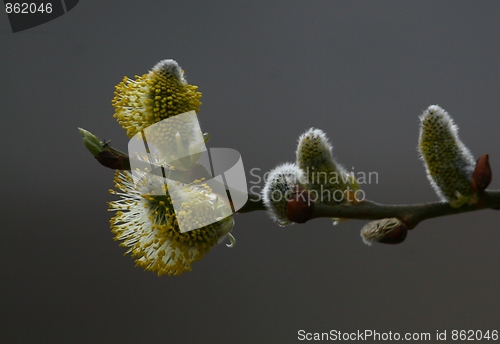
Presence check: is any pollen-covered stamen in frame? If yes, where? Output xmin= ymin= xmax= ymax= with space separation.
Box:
xmin=108 ymin=171 xmax=234 ymax=276
xmin=112 ymin=59 xmax=202 ymax=138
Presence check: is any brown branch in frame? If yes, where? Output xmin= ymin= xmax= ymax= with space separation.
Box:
xmin=235 ymin=191 xmax=500 ymax=229
xmin=80 ymin=128 xmax=499 ymax=229
xmin=310 ymin=191 xmax=500 ymax=228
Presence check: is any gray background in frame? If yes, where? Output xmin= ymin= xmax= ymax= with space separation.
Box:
xmin=1 ymin=1 xmax=499 ymax=343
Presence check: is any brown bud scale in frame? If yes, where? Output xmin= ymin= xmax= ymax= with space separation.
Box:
xmin=471 ymin=154 xmax=492 ymax=193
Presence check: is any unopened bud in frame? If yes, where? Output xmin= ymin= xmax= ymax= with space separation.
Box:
xmin=286 ymin=186 xmax=314 ymax=224
xmin=78 ymin=128 xmax=130 ymax=170
xmin=471 ymin=154 xmax=492 ymax=193
xmin=361 ymin=218 xmax=408 ymax=245
xmin=79 ymin=127 xmax=104 ymax=157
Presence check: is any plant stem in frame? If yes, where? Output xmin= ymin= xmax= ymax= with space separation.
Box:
xmin=82 ymin=135 xmax=500 ymax=229
xmin=238 ymin=190 xmax=500 ymax=229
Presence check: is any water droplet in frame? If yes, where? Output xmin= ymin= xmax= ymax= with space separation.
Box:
xmin=277 ymin=220 xmax=290 ymax=227
xmin=225 ymin=233 xmax=236 ymax=248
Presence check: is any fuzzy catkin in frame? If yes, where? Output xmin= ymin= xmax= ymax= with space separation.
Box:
xmin=296 ymin=128 xmax=355 ymax=205
xmin=418 ymin=105 xmax=475 ymax=206
xmin=262 ymin=163 xmax=306 ymax=225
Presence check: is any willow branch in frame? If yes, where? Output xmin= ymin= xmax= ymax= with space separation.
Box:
xmin=80 ymin=129 xmax=499 ymax=229
xmin=309 ymin=191 xmax=500 ymax=228
xmin=236 ymin=190 xmax=500 ymax=228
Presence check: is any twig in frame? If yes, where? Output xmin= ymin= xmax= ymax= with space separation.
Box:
xmin=235 ymin=191 xmax=500 ymax=228
xmin=80 ymin=131 xmax=499 ymax=229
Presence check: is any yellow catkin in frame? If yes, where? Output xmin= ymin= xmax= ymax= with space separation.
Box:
xmin=418 ymin=105 xmax=475 ymax=207
xmin=109 ymin=171 xmax=234 ymax=276
xmin=112 ymin=59 xmax=202 ymax=138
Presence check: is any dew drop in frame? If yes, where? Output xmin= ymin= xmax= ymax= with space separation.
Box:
xmin=277 ymin=220 xmax=290 ymax=227
xmin=225 ymin=233 xmax=236 ymax=248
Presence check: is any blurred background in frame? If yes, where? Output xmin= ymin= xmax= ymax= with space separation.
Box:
xmin=1 ymin=1 xmax=499 ymax=343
